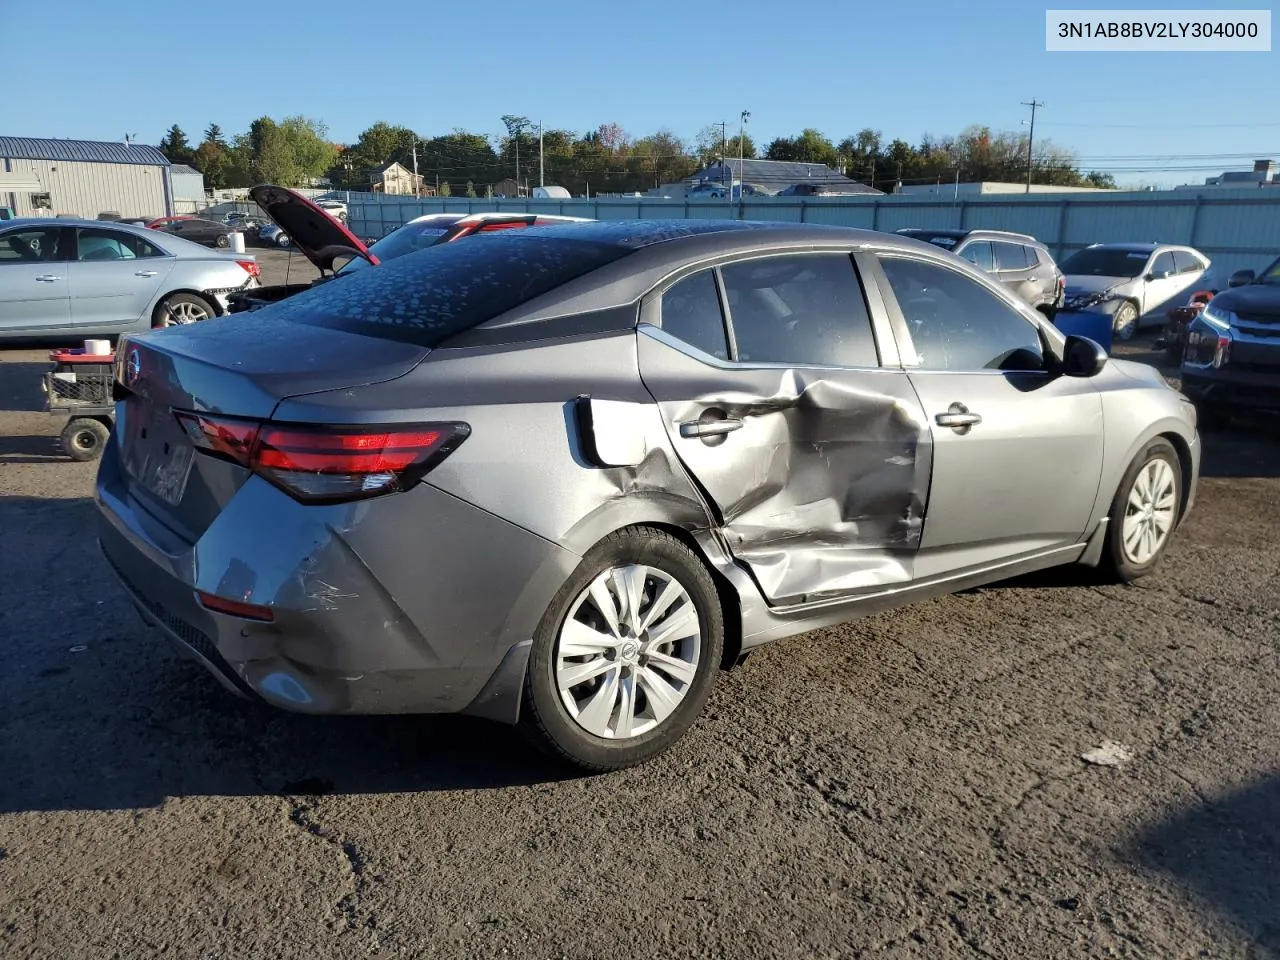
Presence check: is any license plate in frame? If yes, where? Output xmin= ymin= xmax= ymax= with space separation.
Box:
xmin=124 ymin=406 xmax=195 ymax=507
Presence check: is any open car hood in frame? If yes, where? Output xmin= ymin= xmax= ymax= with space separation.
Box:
xmin=250 ymin=184 xmax=378 ymax=273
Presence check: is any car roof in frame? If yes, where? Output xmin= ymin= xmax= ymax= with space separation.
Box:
xmin=897 ymin=227 xmax=1041 ymax=243
xmin=1083 ymin=242 xmax=1161 ymax=252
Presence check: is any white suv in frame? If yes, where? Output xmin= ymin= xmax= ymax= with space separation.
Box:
xmin=315 ymin=200 xmax=348 ymax=222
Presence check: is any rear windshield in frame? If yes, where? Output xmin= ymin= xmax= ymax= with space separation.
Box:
xmin=338 ymin=220 xmax=458 ymax=275
xmin=272 ymin=234 xmax=630 ymax=346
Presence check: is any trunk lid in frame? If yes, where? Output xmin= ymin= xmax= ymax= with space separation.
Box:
xmin=250 ymin=184 xmax=378 ymax=274
xmin=112 ymin=313 xmax=429 ymax=542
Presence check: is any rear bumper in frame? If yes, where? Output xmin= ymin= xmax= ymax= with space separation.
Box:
xmin=94 ymin=438 xmax=580 ymax=721
xmin=1181 ymin=366 xmax=1280 ymax=412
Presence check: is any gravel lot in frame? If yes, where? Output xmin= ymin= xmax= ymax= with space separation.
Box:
xmin=2 ymin=251 xmax=1278 ymax=959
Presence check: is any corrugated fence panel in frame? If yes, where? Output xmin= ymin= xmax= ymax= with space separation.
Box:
xmin=346 ymin=189 xmax=1280 ymax=274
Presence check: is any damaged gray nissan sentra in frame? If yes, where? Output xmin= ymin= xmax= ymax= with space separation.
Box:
xmin=95 ymin=219 xmax=1200 ymax=771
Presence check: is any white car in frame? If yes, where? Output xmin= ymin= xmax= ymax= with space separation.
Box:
xmin=314 ymin=199 xmax=348 ymax=222
xmin=1057 ymin=242 xmax=1212 ymax=341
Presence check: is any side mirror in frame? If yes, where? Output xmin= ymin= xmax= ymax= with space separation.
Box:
xmin=1229 ymin=269 xmax=1255 ymax=288
xmin=1062 ymin=334 xmax=1107 ymax=377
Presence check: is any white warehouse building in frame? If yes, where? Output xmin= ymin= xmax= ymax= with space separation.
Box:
xmin=0 ymin=136 xmax=174 ymax=219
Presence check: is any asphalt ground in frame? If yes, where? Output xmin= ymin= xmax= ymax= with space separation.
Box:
xmin=1 ymin=249 xmax=1278 ymax=958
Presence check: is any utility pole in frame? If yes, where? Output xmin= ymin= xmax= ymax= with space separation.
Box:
xmin=1021 ymin=99 xmax=1044 ymax=193
xmin=412 ymin=140 xmax=419 ymax=199
xmin=737 ymin=110 xmax=750 ymax=213
xmin=718 ymin=120 xmax=727 ymax=186
xmin=538 ymin=121 xmax=544 ymax=188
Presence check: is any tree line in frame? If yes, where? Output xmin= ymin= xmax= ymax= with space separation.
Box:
xmin=159 ymin=117 xmax=1118 ymax=196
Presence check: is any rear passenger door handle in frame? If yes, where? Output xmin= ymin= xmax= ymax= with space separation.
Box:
xmin=35 ymin=274 xmax=61 ymax=282
xmin=135 ymin=270 xmax=158 ymax=278
xmin=680 ymin=418 xmax=743 ymax=438
xmin=935 ymin=402 xmax=982 ymax=432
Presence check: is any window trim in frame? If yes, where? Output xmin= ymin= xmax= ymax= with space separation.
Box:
xmin=0 ymin=225 xmax=72 ymax=264
xmin=867 ymin=250 xmax=1063 ymax=376
xmin=643 ymin=246 xmax=901 ymax=370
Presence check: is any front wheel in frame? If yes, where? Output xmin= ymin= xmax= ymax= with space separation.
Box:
xmin=153 ymin=293 xmax=213 ymax=328
xmin=1113 ymin=301 xmax=1139 ymax=341
xmin=214 ymin=234 xmax=230 ymax=248
xmin=520 ymin=527 xmax=724 ymax=772
xmin=60 ymin=417 xmax=110 ymax=461
xmin=1102 ymin=438 xmax=1182 ymax=582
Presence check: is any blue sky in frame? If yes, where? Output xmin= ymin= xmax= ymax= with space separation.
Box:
xmin=4 ymin=0 xmax=1275 ymax=186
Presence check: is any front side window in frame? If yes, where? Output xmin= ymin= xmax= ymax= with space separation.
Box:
xmin=719 ymin=253 xmax=878 ymax=367
xmin=76 ymin=228 xmax=163 ymax=261
xmin=0 ymin=227 xmax=68 ymax=262
xmin=959 ymin=240 xmax=994 ymax=272
xmin=1150 ymin=251 xmax=1177 ymax=278
xmin=879 ymin=256 xmax=1045 ymax=372
xmin=659 ymin=269 xmax=729 ymax=360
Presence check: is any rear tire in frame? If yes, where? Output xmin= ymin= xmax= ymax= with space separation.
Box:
xmin=60 ymin=417 xmax=110 ymax=461
xmin=153 ymin=292 xmax=214 ymax=328
xmin=215 ymin=234 xmax=230 ymax=248
xmin=1100 ymin=437 xmax=1182 ymax=583
xmin=519 ymin=527 xmax=724 ymax=772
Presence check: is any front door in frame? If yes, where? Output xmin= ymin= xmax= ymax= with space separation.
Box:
xmin=637 ymin=250 xmax=932 ymax=606
xmin=872 ymin=253 xmax=1105 ymax=579
xmin=1139 ymin=250 xmax=1188 ymax=321
xmin=67 ymin=227 xmax=172 ymax=329
xmin=0 ymin=225 xmax=72 ymax=332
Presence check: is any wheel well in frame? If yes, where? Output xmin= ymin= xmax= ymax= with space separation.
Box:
xmin=1160 ymin=431 xmax=1195 ymax=521
xmin=153 ymin=289 xmax=221 ymax=321
xmin=627 ymin=522 xmax=745 ymax=673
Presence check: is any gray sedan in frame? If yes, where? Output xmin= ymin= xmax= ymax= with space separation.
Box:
xmin=95 ymin=220 xmax=1200 ymax=771
xmin=0 ymin=218 xmax=260 ymax=340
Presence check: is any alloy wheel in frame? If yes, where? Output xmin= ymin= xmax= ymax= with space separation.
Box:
xmin=163 ymin=300 xmax=210 ymax=325
xmin=1121 ymin=458 xmax=1177 ymax=565
xmin=555 ymin=564 xmax=701 ymax=740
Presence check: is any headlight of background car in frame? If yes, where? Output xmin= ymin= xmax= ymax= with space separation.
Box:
xmin=1199 ymin=302 xmax=1235 ymax=332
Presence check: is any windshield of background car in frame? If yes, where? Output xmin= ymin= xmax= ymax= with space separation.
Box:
xmin=1060 ymin=247 xmax=1149 ymax=278
xmin=337 ymin=222 xmax=456 ymax=274
xmin=1258 ymin=257 xmax=1280 ymax=284
xmin=275 ymin=234 xmax=631 ymax=346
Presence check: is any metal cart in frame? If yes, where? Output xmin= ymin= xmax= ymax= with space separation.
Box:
xmin=43 ymin=348 xmax=116 ymax=461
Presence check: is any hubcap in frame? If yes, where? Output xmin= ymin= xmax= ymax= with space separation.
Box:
xmin=555 ymin=564 xmax=701 ymax=740
xmin=1114 ymin=307 xmax=1137 ymax=340
xmin=165 ymin=301 xmax=209 ymax=325
xmin=1121 ymin=458 xmax=1177 ymax=565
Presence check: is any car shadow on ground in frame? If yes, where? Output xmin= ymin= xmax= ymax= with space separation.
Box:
xmin=1125 ymin=774 xmax=1280 ymax=952
xmin=0 ymin=434 xmax=68 ymax=463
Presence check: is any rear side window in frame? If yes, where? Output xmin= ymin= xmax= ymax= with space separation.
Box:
xmin=993 ymin=242 xmax=1029 ymax=270
xmin=660 ymin=270 xmax=729 ymax=359
xmin=274 ymin=235 xmax=630 ymax=346
xmin=1173 ymin=250 xmax=1205 ymax=274
xmin=720 ymin=253 xmax=878 ymax=367
xmin=1024 ymin=245 xmax=1042 ymax=267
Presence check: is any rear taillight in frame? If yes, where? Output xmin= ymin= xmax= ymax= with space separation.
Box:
xmin=236 ymin=259 xmax=261 ymax=278
xmin=173 ymin=413 xmax=469 ymax=503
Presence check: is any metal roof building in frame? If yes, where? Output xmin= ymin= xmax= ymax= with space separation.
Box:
xmin=0 ymin=137 xmax=173 ymax=219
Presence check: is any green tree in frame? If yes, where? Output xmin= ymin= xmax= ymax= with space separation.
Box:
xmin=202 ymin=123 xmax=227 ymax=147
xmin=348 ymin=121 xmax=419 ymax=175
xmin=438 ymin=180 xmax=452 ymax=197
xmin=248 ymin=117 xmax=296 ymax=184
xmin=279 ymin=115 xmax=338 ymax=184
xmin=1084 ymin=170 xmax=1118 ymax=189
xmin=465 ymin=180 xmax=477 ymax=198
xmin=159 ymin=124 xmax=193 ymax=164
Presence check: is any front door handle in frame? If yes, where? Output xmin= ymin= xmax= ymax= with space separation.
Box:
xmin=134 ymin=270 xmax=158 ymax=277
xmin=935 ymin=402 xmax=982 ymax=433
xmin=35 ymin=274 xmax=61 ymax=282
xmin=680 ymin=417 xmax=743 ymax=438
